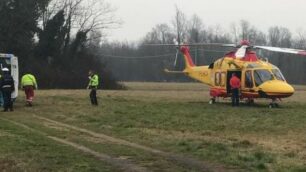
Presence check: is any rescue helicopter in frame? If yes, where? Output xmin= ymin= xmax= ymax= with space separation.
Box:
xmin=161 ymin=40 xmax=306 ymax=108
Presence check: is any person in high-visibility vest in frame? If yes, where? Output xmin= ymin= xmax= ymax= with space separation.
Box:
xmin=21 ymin=73 xmax=37 ymax=106
xmin=87 ymin=70 xmax=99 ymax=105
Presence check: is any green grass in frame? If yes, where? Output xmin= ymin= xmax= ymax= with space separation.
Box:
xmin=0 ymin=119 xmax=116 ymax=172
xmin=1 ymin=82 xmax=306 ymax=171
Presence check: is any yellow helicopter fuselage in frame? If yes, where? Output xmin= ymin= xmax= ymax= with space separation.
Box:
xmin=180 ymin=46 xmax=294 ymax=100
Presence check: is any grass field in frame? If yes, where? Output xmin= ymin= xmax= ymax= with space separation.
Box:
xmin=1 ymin=82 xmax=306 ymax=172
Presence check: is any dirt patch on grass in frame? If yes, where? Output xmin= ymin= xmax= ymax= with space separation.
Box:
xmin=3 ymin=118 xmax=150 ymax=172
xmin=49 ymin=136 xmax=150 ymax=172
xmin=42 ymin=121 xmax=70 ymax=132
xmin=0 ymin=159 xmax=19 ymax=171
xmin=141 ymin=128 xmax=226 ymax=143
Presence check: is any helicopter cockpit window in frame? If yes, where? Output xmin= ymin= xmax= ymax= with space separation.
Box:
xmin=254 ymin=69 xmax=273 ymax=86
xmin=272 ymin=69 xmax=285 ymax=81
xmin=209 ymin=62 xmax=214 ymax=69
xmin=245 ymin=70 xmax=253 ymax=88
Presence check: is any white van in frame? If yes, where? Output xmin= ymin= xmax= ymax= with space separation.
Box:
xmin=0 ymin=54 xmax=19 ymax=99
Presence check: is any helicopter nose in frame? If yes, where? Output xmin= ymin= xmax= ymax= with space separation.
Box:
xmin=259 ymin=80 xmax=294 ymax=98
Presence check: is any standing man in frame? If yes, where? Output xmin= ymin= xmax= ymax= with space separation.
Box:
xmin=87 ymin=70 xmax=99 ymax=106
xmin=21 ymin=72 xmax=37 ymax=106
xmin=0 ymin=68 xmax=15 ymax=112
xmin=230 ymin=73 xmax=241 ymax=107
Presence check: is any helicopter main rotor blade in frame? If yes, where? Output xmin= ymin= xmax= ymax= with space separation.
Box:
xmin=145 ymin=43 xmax=236 ymax=47
xmin=197 ymin=43 xmax=236 ymax=47
xmin=254 ymin=46 xmax=306 ymax=56
xmin=186 ymin=43 xmax=236 ymax=47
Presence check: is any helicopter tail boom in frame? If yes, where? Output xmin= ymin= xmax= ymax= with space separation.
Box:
xmin=179 ymin=46 xmax=212 ymax=85
xmin=164 ymin=69 xmax=186 ymax=74
xmin=180 ymin=46 xmax=195 ymax=69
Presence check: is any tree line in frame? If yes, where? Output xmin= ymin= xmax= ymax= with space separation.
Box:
xmin=99 ymin=9 xmax=306 ymax=85
xmin=0 ymin=0 xmax=122 ymax=89
xmin=0 ymin=3 xmax=305 ymax=87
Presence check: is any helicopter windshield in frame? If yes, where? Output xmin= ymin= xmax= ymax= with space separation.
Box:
xmin=254 ymin=69 xmax=273 ymax=86
xmin=272 ymin=69 xmax=285 ymax=81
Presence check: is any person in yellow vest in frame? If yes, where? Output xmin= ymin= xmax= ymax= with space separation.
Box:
xmin=21 ymin=73 xmax=37 ymax=106
xmin=87 ymin=70 xmax=99 ymax=106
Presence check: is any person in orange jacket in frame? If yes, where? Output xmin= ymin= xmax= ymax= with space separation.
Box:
xmin=230 ymin=73 xmax=241 ymax=107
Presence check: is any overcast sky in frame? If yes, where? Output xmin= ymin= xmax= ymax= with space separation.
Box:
xmin=107 ymin=0 xmax=306 ymax=42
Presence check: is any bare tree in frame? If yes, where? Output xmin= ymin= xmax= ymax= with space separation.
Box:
xmin=247 ymin=27 xmax=266 ymax=45
xmin=41 ymin=0 xmax=120 ymax=47
xmin=172 ymin=6 xmax=188 ymax=44
xmin=142 ymin=24 xmax=174 ymax=44
xmin=75 ymin=0 xmax=120 ymax=35
xmin=268 ymin=26 xmax=292 ymax=47
xmin=188 ymin=14 xmax=205 ymax=43
xmin=156 ymin=24 xmax=173 ymax=44
xmin=230 ymin=20 xmax=266 ymax=45
xmin=294 ymin=29 xmax=306 ymax=49
xmin=230 ymin=22 xmax=240 ymax=43
xmin=240 ymin=20 xmax=250 ymax=40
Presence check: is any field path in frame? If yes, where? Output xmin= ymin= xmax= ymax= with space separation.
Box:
xmin=48 ymin=136 xmax=150 ymax=172
xmin=32 ymin=114 xmax=238 ymax=172
xmin=2 ymin=118 xmax=150 ymax=172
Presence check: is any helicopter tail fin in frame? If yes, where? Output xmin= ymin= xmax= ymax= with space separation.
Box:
xmin=180 ymin=46 xmax=195 ymax=69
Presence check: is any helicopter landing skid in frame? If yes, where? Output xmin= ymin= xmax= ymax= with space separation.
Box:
xmin=245 ymin=98 xmax=255 ymax=105
xmin=209 ymin=98 xmax=216 ymax=104
xmin=269 ymin=98 xmax=280 ymax=108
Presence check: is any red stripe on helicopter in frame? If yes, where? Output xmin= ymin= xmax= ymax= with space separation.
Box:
xmin=180 ymin=46 xmax=195 ymax=67
xmin=210 ymin=88 xmax=227 ymax=97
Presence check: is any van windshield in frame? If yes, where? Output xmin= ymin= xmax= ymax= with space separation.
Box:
xmin=254 ymin=69 xmax=273 ymax=86
xmin=0 ymin=58 xmax=11 ymax=69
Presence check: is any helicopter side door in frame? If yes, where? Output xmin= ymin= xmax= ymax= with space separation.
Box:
xmin=226 ymin=70 xmax=241 ymax=94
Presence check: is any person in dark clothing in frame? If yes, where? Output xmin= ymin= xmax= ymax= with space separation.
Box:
xmin=230 ymin=73 xmax=241 ymax=107
xmin=0 ymin=68 xmax=15 ymax=112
